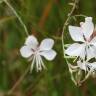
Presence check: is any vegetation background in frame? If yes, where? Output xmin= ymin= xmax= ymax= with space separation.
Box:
xmin=0 ymin=0 xmax=96 ymax=96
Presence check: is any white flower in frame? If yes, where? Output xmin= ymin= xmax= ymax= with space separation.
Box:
xmin=77 ymin=60 xmax=87 ymax=71
xmin=20 ymin=35 xmax=57 ymax=72
xmin=86 ymin=63 xmax=96 ymax=77
xmin=77 ymin=60 xmax=96 ymax=77
xmin=65 ymin=17 xmax=96 ymax=60
xmin=68 ymin=60 xmax=96 ymax=84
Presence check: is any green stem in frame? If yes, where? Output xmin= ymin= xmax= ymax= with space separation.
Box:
xmin=61 ymin=0 xmax=80 ymax=85
xmin=4 ymin=0 xmax=29 ymax=36
xmin=62 ymin=0 xmax=79 ymax=58
xmin=73 ymin=14 xmax=87 ymax=17
xmin=7 ymin=66 xmax=30 ymax=95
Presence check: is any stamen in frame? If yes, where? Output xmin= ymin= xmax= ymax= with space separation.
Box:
xmin=39 ymin=55 xmax=47 ymax=70
xmin=37 ymin=55 xmax=42 ymax=71
xmin=30 ymin=55 xmax=35 ymax=72
xmin=36 ymin=55 xmax=39 ymax=72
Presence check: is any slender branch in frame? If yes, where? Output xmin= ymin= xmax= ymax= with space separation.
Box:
xmin=7 ymin=66 xmax=30 ymax=95
xmin=62 ymin=0 xmax=79 ymax=58
xmin=79 ymin=70 xmax=91 ymax=85
xmin=4 ymin=0 xmax=29 ymax=36
xmin=61 ymin=0 xmax=80 ymax=85
xmin=25 ymin=72 xmax=44 ymax=94
xmin=73 ymin=14 xmax=87 ymax=17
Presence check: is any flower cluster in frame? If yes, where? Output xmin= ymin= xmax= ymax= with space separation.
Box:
xmin=20 ymin=16 xmax=96 ymax=85
xmin=65 ymin=17 xmax=96 ymax=85
xmin=20 ymin=35 xmax=57 ymax=72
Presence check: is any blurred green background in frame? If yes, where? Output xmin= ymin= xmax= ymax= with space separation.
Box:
xmin=0 ymin=0 xmax=96 ymax=96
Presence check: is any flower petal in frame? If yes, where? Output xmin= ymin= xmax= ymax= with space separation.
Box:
xmin=40 ymin=39 xmax=54 ymax=50
xmin=80 ymin=22 xmax=84 ymax=26
xmin=40 ymin=50 xmax=57 ymax=61
xmin=81 ymin=17 xmax=94 ymax=39
xmin=90 ymin=37 xmax=96 ymax=46
xmin=65 ymin=43 xmax=85 ymax=58
xmin=87 ymin=62 xmax=96 ymax=70
xmin=77 ymin=61 xmax=86 ymax=71
xmin=69 ymin=26 xmax=84 ymax=42
xmin=86 ymin=46 xmax=96 ymax=60
xmin=25 ymin=35 xmax=38 ymax=49
xmin=20 ymin=46 xmax=33 ymax=58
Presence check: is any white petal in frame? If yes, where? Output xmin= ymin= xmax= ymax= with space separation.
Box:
xmin=20 ymin=46 xmax=33 ymax=58
xmin=90 ymin=37 xmax=96 ymax=46
xmin=81 ymin=17 xmax=94 ymax=39
xmin=69 ymin=26 xmax=84 ymax=42
xmin=25 ymin=35 xmax=38 ymax=49
xmin=65 ymin=43 xmax=85 ymax=57
xmin=77 ymin=61 xmax=86 ymax=71
xmin=40 ymin=50 xmax=57 ymax=61
xmin=88 ymin=62 xmax=96 ymax=70
xmin=85 ymin=17 xmax=92 ymax=22
xmin=80 ymin=22 xmax=84 ymax=26
xmin=86 ymin=46 xmax=96 ymax=60
xmin=40 ymin=39 xmax=54 ymax=50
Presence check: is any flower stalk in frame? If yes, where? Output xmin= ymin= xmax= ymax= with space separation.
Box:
xmin=3 ymin=0 xmax=29 ymax=36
